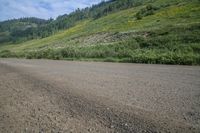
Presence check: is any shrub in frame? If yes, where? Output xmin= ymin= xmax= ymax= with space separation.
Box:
xmin=135 ymin=4 xmax=158 ymax=20
xmin=0 ymin=50 xmax=15 ymax=58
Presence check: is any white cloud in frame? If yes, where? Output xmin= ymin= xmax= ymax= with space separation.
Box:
xmin=0 ymin=0 xmax=104 ymax=21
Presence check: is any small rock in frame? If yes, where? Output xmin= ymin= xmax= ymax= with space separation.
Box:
xmin=88 ymin=128 xmax=92 ymax=132
xmin=110 ymin=125 xmax=114 ymax=128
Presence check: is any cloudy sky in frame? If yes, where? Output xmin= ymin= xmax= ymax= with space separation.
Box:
xmin=0 ymin=0 xmax=104 ymax=21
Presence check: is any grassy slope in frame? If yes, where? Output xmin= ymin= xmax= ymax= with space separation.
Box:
xmin=0 ymin=0 xmax=200 ymax=64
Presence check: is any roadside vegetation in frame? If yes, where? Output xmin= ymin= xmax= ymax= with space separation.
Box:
xmin=0 ymin=0 xmax=200 ymax=65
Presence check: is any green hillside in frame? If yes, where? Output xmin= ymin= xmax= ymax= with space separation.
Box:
xmin=0 ymin=0 xmax=200 ymax=65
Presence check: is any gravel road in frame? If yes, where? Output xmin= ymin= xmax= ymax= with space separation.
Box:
xmin=0 ymin=59 xmax=200 ymax=132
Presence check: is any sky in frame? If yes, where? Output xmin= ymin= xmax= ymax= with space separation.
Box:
xmin=0 ymin=0 xmax=104 ymax=21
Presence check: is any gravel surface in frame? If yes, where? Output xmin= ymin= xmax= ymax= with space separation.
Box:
xmin=0 ymin=59 xmax=200 ymax=132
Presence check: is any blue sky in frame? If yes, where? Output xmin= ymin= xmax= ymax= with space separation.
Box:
xmin=0 ymin=0 xmax=104 ymax=21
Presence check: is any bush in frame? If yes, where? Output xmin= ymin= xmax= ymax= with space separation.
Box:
xmin=126 ymin=49 xmax=199 ymax=65
xmin=135 ymin=12 xmax=142 ymax=20
xmin=135 ymin=4 xmax=158 ymax=20
xmin=0 ymin=50 xmax=15 ymax=58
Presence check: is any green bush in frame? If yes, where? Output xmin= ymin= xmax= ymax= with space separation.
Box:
xmin=0 ymin=50 xmax=16 ymax=58
xmin=135 ymin=4 xmax=158 ymax=20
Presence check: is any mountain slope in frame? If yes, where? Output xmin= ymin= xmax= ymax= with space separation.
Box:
xmin=0 ymin=0 xmax=148 ymax=43
xmin=0 ymin=0 xmax=200 ymax=65
xmin=0 ymin=17 xmax=52 ymax=43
